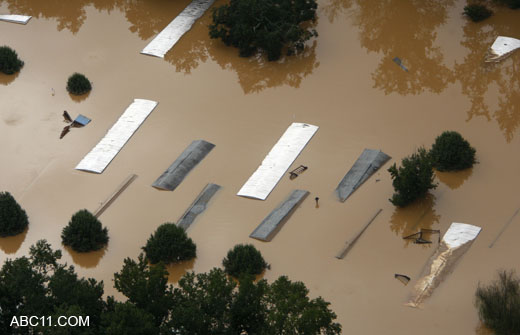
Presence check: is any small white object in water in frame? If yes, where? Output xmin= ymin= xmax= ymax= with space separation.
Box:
xmin=485 ymin=36 xmax=520 ymax=63
xmin=0 ymin=15 xmax=31 ymax=24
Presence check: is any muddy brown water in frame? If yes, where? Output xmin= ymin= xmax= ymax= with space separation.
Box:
xmin=1 ymin=0 xmax=519 ymax=333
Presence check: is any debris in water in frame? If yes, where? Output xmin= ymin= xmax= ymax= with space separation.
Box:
xmin=335 ymin=209 xmax=382 ymax=259
xmin=93 ymin=174 xmax=138 ymax=218
xmin=0 ymin=14 xmax=31 ymax=25
xmin=63 ymin=110 xmax=73 ymax=123
xmin=484 ymin=36 xmax=520 ymax=63
xmin=393 ymin=57 xmax=409 ymax=72
xmin=315 ymin=196 xmax=319 ymax=208
xmin=60 ymin=125 xmax=70 ymax=139
xmin=60 ymin=112 xmax=91 ymax=139
xmin=289 ymin=165 xmax=308 ymax=179
xmin=72 ymin=114 xmax=91 ymax=127
xmin=395 ymin=274 xmax=410 ymax=285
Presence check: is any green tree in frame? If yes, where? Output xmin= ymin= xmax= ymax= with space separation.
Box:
xmin=142 ymin=223 xmax=196 ymax=264
xmin=430 ymin=131 xmax=476 ymax=171
xmin=103 ymin=302 xmax=158 ymax=335
xmin=222 ymin=244 xmax=268 ymax=277
xmin=476 ymin=270 xmax=520 ymax=334
xmin=0 ymin=191 xmax=29 ymax=237
xmin=61 ymin=209 xmax=109 ymax=252
xmin=463 ymin=4 xmax=493 ymax=22
xmin=0 ymin=46 xmax=24 ymax=74
xmin=209 ymin=0 xmax=318 ymax=61
xmin=169 ymin=268 xmax=236 ymax=334
xmin=229 ymin=275 xmax=268 ymax=334
xmin=0 ymin=240 xmax=106 ymax=335
xmin=113 ymin=254 xmax=172 ymax=326
xmin=66 ymin=73 xmax=92 ymax=95
xmin=265 ymin=276 xmax=342 ymax=334
xmin=388 ymin=148 xmax=437 ymax=207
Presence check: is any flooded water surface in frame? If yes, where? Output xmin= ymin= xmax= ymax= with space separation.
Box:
xmin=1 ymin=0 xmax=520 ymax=333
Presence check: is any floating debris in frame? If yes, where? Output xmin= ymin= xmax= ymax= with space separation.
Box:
xmin=237 ymin=123 xmax=318 ymax=200
xmin=289 ymin=165 xmax=308 ymax=179
xmin=335 ymin=209 xmax=382 ymax=259
xmin=63 ymin=110 xmax=73 ymax=123
xmin=152 ymin=140 xmax=215 ymax=191
xmin=315 ymin=196 xmax=319 ymax=208
xmin=403 ymin=229 xmax=440 ymax=244
xmin=93 ymin=174 xmax=138 ymax=218
xmin=73 ymin=114 xmax=91 ymax=127
xmin=335 ymin=149 xmax=391 ymax=202
xmin=59 ymin=125 xmax=71 ymax=139
xmin=250 ymin=190 xmax=309 ymax=241
xmin=393 ymin=57 xmax=409 ymax=72
xmin=485 ymin=36 xmax=520 ymax=63
xmin=0 ymin=14 xmax=31 ymax=25
xmin=489 ymin=206 xmax=520 ymax=248
xmin=395 ymin=274 xmax=411 ymax=285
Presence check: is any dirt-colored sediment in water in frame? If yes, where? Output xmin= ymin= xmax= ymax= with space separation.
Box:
xmin=1 ymin=0 xmax=519 ymax=333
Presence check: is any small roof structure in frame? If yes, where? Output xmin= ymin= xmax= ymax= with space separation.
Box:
xmin=485 ymin=36 xmax=520 ymax=62
xmin=0 ymin=15 xmax=31 ymax=24
xmin=152 ymin=140 xmax=215 ymax=191
xmin=250 ymin=189 xmax=309 ymax=241
xmin=335 ymin=149 xmax=391 ymax=202
xmin=74 ymin=114 xmax=91 ymax=126
xmin=177 ymin=183 xmax=221 ymax=230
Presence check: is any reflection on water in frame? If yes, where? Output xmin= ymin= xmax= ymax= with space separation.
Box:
xmin=321 ymin=0 xmax=352 ymax=23
xmin=389 ymin=194 xmax=440 ymax=246
xmin=435 ymin=168 xmax=473 ymax=190
xmin=1 ymin=0 xmax=90 ymax=33
xmin=69 ymin=91 xmax=90 ymax=103
xmin=0 ymin=71 xmax=19 ymax=86
xmin=0 ymin=228 xmax=27 ymax=254
xmin=64 ymin=246 xmax=107 ymax=268
xmin=166 ymin=258 xmax=195 ymax=283
xmin=165 ymin=38 xmax=319 ymax=94
xmin=456 ymin=14 xmax=520 ymax=142
xmin=352 ymin=0 xmax=455 ymax=95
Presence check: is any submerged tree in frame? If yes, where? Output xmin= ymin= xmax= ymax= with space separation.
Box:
xmin=0 ymin=191 xmax=29 ymax=237
xmin=61 ymin=209 xmax=109 ymax=252
xmin=66 ymin=73 xmax=92 ymax=95
xmin=0 ymin=46 xmax=24 ymax=75
xmin=209 ymin=0 xmax=318 ymax=61
xmin=222 ymin=244 xmax=268 ymax=278
xmin=476 ymin=270 xmax=520 ymax=334
xmin=142 ymin=223 xmax=196 ymax=264
xmin=430 ymin=131 xmax=476 ymax=171
xmin=463 ymin=4 xmax=493 ymax=22
xmin=388 ymin=148 xmax=437 ymax=207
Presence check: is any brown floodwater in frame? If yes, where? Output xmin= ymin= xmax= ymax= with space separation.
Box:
xmin=1 ymin=0 xmax=519 ymax=333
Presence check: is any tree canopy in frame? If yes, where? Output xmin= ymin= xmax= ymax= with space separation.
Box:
xmin=222 ymin=244 xmax=268 ymax=277
xmin=61 ymin=209 xmax=109 ymax=252
xmin=430 ymin=131 xmax=476 ymax=171
xmin=66 ymin=73 xmax=92 ymax=95
xmin=388 ymin=147 xmax=437 ymax=207
xmin=0 ymin=241 xmax=342 ymax=334
xmin=0 ymin=46 xmax=24 ymax=75
xmin=476 ymin=270 xmax=520 ymax=335
xmin=142 ymin=223 xmax=196 ymax=264
xmin=209 ymin=0 xmax=318 ymax=61
xmin=0 ymin=191 xmax=29 ymax=237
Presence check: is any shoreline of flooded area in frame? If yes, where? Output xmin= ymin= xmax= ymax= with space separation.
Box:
xmin=1 ymin=0 xmax=519 ymax=333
